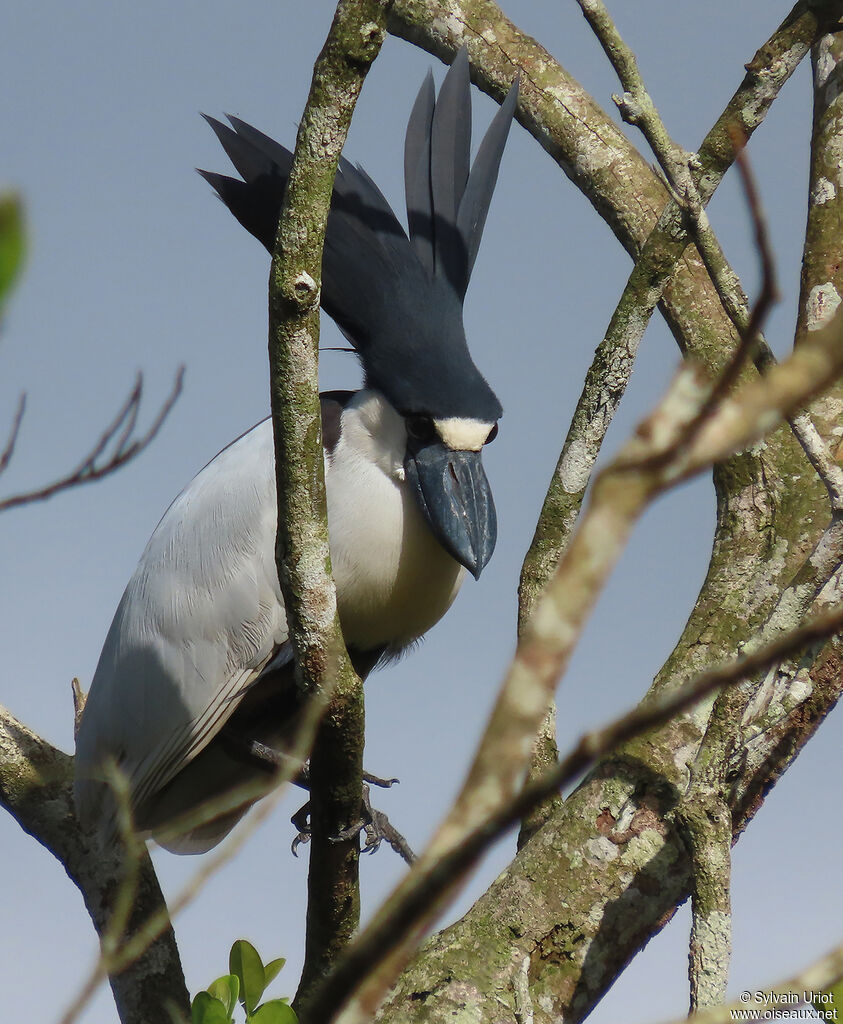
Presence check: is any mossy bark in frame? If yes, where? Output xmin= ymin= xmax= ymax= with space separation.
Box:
xmin=0 ymin=706 xmax=189 ymax=1023
xmin=263 ymin=2 xmax=389 ymax=1013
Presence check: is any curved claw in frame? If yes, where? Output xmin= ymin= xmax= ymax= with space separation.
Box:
xmin=291 ymin=830 xmax=310 ymax=857
xmin=363 ymin=772 xmax=400 ymax=789
xmin=329 ymin=819 xmax=367 ymax=844
xmin=288 ymin=782 xmax=416 ymax=864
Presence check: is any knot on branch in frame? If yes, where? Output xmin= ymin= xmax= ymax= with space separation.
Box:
xmin=294 ymin=270 xmax=318 ymax=297
xmin=280 ymin=269 xmax=321 ymax=314
xmin=613 ymin=90 xmax=645 ymax=125
xmin=358 ymin=21 xmax=385 ymax=50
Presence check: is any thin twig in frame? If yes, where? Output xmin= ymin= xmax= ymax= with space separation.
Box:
xmin=576 ymin=0 xmax=700 ymax=206
xmin=0 ymin=369 xmax=184 ymax=513
xmin=0 ymin=392 xmax=25 ymax=476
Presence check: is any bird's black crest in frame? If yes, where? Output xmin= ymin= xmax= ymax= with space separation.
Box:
xmin=200 ymin=48 xmax=518 ymax=422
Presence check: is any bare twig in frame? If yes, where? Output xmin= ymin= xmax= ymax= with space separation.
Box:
xmin=0 ymin=369 xmax=184 ymax=513
xmin=0 ymin=392 xmax=25 ymax=476
xmin=576 ymin=0 xmax=700 ymax=207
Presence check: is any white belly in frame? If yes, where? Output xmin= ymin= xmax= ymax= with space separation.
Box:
xmin=327 ymin=443 xmax=464 ymax=651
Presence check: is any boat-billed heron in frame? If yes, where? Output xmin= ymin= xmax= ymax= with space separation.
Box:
xmin=74 ymin=49 xmax=517 ymax=853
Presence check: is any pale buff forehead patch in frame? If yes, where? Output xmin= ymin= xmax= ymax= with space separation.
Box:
xmin=434 ymin=417 xmax=496 ymax=452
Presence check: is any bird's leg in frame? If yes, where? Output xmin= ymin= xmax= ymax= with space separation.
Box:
xmin=219 ymin=726 xmax=413 ymax=862
xmin=292 ymin=784 xmax=415 ymax=865
xmin=331 ymin=784 xmax=417 ymax=864
xmin=290 ymin=782 xmax=415 ymax=865
xmin=219 ymin=728 xmax=309 ymax=786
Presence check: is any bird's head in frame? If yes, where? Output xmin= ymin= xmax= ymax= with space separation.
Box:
xmin=202 ymin=47 xmax=517 ymax=577
xmin=401 ymin=409 xmax=499 ymax=580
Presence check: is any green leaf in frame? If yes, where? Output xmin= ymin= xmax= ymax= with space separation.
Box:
xmin=0 ymin=192 xmax=24 ymax=315
xmin=248 ymin=999 xmax=298 ymax=1024
xmin=229 ymin=939 xmax=266 ymax=1014
xmin=262 ymin=958 xmax=286 ymax=989
xmin=191 ymin=991 xmax=232 ymax=1024
xmin=207 ymin=975 xmax=240 ymax=1017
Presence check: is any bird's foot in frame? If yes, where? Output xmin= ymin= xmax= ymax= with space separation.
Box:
xmin=290 ymin=782 xmax=415 ymax=865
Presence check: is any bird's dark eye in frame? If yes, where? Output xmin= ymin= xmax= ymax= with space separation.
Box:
xmin=485 ymin=423 xmax=499 ymax=445
xmin=406 ymin=415 xmax=437 ymax=443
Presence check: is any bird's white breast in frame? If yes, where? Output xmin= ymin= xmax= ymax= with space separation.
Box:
xmin=326 ymin=391 xmax=465 ymax=651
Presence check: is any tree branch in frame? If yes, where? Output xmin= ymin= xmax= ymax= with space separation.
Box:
xmin=0 ymin=704 xmax=189 ymax=1024
xmin=262 ymin=2 xmax=388 ymax=1014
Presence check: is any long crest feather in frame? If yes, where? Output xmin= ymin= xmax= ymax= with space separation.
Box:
xmin=404 ymin=70 xmax=436 ymax=274
xmin=455 ymin=78 xmax=519 ymax=289
xmin=403 ymin=47 xmax=518 ymax=298
xmin=429 ymin=46 xmax=471 ymax=287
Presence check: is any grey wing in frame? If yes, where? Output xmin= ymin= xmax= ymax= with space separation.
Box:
xmin=74 ymin=419 xmax=289 ymax=833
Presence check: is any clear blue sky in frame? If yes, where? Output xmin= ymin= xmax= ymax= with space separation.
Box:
xmin=1 ymin=2 xmax=838 ymax=1021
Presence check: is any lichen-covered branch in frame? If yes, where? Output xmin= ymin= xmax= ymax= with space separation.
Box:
xmin=264 ymin=2 xmax=388 ymax=1014
xmin=0 ymin=704 xmax=189 ymax=1023
xmin=303 ymin=597 xmax=843 ymax=1024
xmin=0 ymin=392 xmax=25 ymax=477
